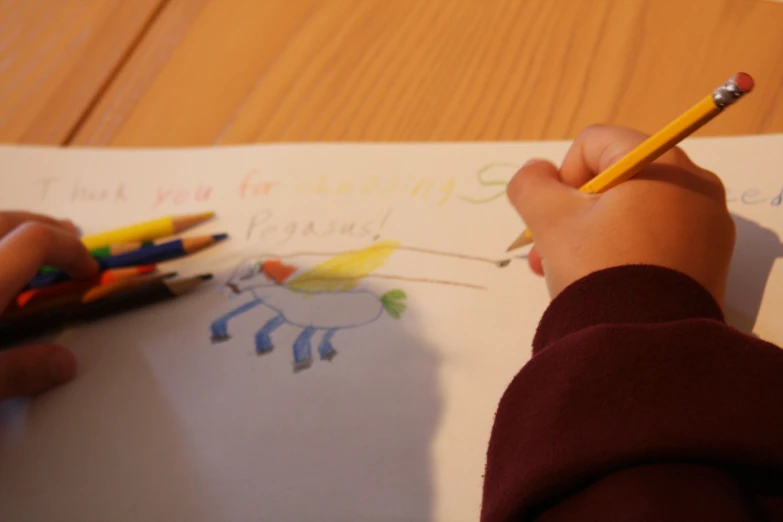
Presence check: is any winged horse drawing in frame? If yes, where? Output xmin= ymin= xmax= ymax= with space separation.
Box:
xmin=210 ymin=240 xmax=407 ymax=371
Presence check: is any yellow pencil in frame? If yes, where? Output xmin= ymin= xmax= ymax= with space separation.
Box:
xmin=81 ymin=212 xmax=215 ymax=250
xmin=506 ymin=72 xmax=755 ymax=252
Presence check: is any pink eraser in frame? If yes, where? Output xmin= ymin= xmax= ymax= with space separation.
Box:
xmin=735 ymin=72 xmax=754 ymax=93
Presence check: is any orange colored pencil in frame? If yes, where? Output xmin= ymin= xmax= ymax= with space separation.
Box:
xmin=3 ymin=272 xmax=173 ymax=321
xmin=82 ymin=272 xmax=176 ymax=303
xmin=100 ymin=265 xmax=158 ymax=285
xmin=14 ymin=265 xmax=157 ymax=308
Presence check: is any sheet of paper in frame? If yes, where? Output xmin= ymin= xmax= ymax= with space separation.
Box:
xmin=0 ymin=135 xmax=781 ymax=521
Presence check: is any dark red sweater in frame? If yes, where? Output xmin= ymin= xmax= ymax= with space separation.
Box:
xmin=481 ymin=265 xmax=783 ymax=521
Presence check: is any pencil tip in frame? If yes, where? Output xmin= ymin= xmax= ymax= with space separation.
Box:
xmin=506 ymin=233 xmax=533 ymax=252
xmin=213 ymin=233 xmax=229 ymax=242
xmin=197 ymin=274 xmax=213 ymax=281
xmin=174 ymin=212 xmax=217 ymax=233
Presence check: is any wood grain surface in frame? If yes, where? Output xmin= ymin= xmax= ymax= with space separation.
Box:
xmin=1 ymin=0 xmax=782 ymax=146
xmin=0 ymin=0 xmax=165 ymax=144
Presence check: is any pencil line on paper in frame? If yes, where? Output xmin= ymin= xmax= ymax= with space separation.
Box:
xmin=365 ymin=273 xmax=487 ymax=290
xmin=240 ymin=274 xmax=487 ymax=291
xmin=237 ymin=245 xmax=514 ymax=267
xmin=393 ymin=245 xmax=506 ymax=265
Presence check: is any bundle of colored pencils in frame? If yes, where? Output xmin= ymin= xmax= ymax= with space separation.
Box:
xmin=0 ymin=212 xmax=228 ymax=348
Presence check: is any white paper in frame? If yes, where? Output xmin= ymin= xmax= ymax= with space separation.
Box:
xmin=0 ymin=135 xmax=781 ymax=521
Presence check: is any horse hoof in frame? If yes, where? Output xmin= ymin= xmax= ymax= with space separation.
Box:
xmin=292 ymin=359 xmax=313 ymax=372
xmin=211 ymin=334 xmax=231 ymax=343
xmin=321 ymin=349 xmax=337 ymax=361
xmin=256 ymin=345 xmax=274 ymax=356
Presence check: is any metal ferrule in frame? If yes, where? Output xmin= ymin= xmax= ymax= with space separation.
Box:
xmin=712 ymin=76 xmax=747 ymax=109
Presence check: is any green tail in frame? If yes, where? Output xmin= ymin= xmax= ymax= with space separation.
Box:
xmin=381 ymin=289 xmax=407 ymax=319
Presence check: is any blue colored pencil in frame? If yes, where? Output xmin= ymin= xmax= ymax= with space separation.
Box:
xmin=27 ymin=234 xmax=228 ymax=289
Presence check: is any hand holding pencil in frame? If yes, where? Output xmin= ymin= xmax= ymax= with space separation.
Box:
xmin=0 ymin=212 xmax=99 ymax=400
xmin=505 ymin=73 xmax=753 ymax=302
xmin=0 ymin=210 xmax=224 ymax=402
xmin=506 ymin=73 xmax=753 ymax=252
xmin=506 ymin=125 xmax=736 ymax=302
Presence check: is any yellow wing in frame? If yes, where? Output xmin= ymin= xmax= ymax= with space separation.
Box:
xmin=285 ymin=240 xmax=400 ymax=294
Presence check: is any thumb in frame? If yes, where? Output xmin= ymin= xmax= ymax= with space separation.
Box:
xmin=0 ymin=344 xmax=77 ymax=401
xmin=506 ymin=159 xmax=585 ymax=236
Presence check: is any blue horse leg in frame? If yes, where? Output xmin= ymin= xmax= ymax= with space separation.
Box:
xmin=292 ymin=326 xmax=317 ymax=372
xmin=318 ymin=328 xmax=338 ymax=361
xmin=211 ymin=298 xmax=264 ymax=343
xmin=255 ymin=313 xmax=286 ymax=355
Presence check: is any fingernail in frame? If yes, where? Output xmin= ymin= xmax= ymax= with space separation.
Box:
xmin=48 ymin=350 xmax=76 ymax=383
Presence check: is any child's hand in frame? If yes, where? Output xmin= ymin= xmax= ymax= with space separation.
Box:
xmin=0 ymin=212 xmax=98 ymax=400
xmin=507 ymin=125 xmax=735 ymax=304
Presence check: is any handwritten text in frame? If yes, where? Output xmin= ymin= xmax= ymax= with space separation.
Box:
xmin=245 ymin=208 xmax=394 ymax=245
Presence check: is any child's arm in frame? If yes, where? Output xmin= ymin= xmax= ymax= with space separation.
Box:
xmin=481 ymin=126 xmax=783 ymax=521
xmin=0 ymin=212 xmax=98 ymax=400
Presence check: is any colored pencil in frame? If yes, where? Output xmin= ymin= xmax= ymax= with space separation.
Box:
xmin=98 ymin=233 xmax=229 ymax=270
xmin=36 ymin=241 xmax=154 ymax=275
xmin=82 ymin=272 xmax=177 ymax=303
xmin=80 ymin=212 xmax=215 ymax=250
xmin=15 ymin=265 xmax=158 ymax=308
xmin=89 ymin=240 xmax=154 ymax=259
xmin=3 ymin=272 xmax=176 ymax=321
xmin=37 ymin=242 xmax=151 ymax=273
xmin=27 ymin=234 xmax=227 ymax=289
xmin=0 ymin=275 xmax=212 ymax=349
xmin=506 ymin=72 xmax=755 ymax=252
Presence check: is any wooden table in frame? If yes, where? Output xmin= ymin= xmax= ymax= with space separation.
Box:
xmin=1 ymin=0 xmax=782 ymax=147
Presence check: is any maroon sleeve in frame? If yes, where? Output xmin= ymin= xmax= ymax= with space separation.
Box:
xmin=481 ymin=265 xmax=783 ymax=522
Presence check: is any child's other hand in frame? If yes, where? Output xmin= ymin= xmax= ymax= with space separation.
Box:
xmin=507 ymin=125 xmax=735 ymax=303
xmin=0 ymin=212 xmax=98 ymax=401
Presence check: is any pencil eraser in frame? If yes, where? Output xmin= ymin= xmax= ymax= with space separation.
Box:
xmin=734 ymin=72 xmax=754 ymax=93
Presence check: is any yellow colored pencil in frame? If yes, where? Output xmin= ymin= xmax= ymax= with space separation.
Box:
xmin=81 ymin=212 xmax=215 ymax=250
xmin=506 ymin=72 xmax=755 ymax=252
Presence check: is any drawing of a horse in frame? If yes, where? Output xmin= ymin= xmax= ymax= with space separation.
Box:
xmin=210 ymin=241 xmax=406 ymax=371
